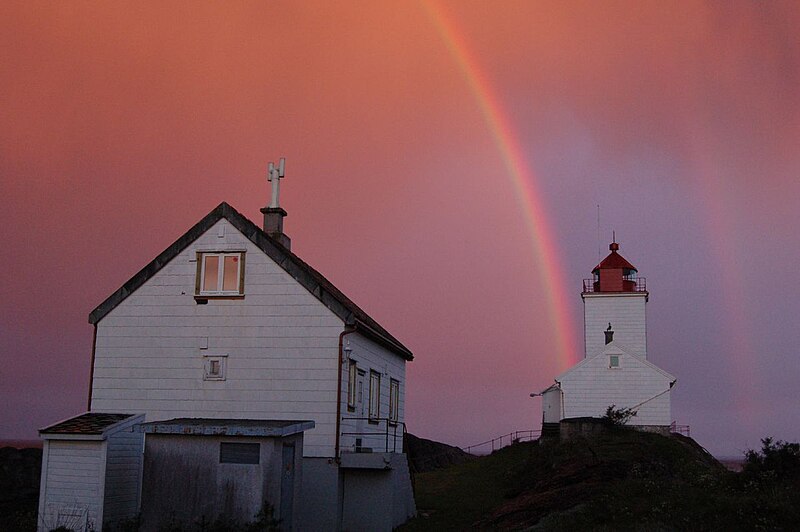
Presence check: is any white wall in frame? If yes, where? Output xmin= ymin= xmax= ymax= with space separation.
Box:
xmin=559 ymin=347 xmax=672 ymax=426
xmin=541 ymin=389 xmax=561 ymax=424
xmin=91 ymin=219 xmax=345 ymax=457
xmin=339 ymin=332 xmax=407 ymax=453
xmin=103 ymin=426 xmax=144 ymax=525
xmin=38 ymin=440 xmax=105 ymax=532
xmin=583 ymin=293 xmax=647 ymax=359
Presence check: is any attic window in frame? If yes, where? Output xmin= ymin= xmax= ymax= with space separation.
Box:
xmin=196 ymin=252 xmax=245 ymax=297
xmin=609 ymin=355 xmax=620 ymax=369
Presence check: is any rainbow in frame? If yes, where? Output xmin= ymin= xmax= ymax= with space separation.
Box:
xmin=685 ymin=123 xmax=757 ymax=424
xmin=422 ymin=1 xmax=578 ymax=370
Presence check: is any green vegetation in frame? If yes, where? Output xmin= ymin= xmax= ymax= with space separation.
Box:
xmin=602 ymin=404 xmax=637 ymax=426
xmin=403 ymin=429 xmax=800 ymax=531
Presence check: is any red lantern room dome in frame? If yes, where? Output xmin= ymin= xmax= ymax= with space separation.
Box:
xmin=584 ymin=241 xmax=646 ymax=293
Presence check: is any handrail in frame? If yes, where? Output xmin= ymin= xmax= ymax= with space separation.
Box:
xmin=340 ymin=417 xmax=406 ymax=454
xmin=670 ymin=421 xmax=690 ymax=437
xmin=461 ymin=430 xmax=540 ymax=455
xmin=583 ymin=277 xmax=647 ymax=293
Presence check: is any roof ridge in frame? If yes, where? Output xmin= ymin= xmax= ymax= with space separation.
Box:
xmin=88 ymin=202 xmax=412 ymax=360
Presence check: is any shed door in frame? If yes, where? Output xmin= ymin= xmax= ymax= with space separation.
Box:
xmin=280 ymin=443 xmax=295 ymax=530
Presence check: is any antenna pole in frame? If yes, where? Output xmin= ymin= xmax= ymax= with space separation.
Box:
xmin=267 ymin=158 xmax=286 ymax=209
xmin=597 ymin=205 xmax=601 ymax=265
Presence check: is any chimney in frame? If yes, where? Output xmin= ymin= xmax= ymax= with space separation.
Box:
xmin=261 ymin=206 xmax=290 ymax=249
xmin=604 ymin=323 xmax=614 ymax=345
xmin=263 ymin=158 xmax=291 ymax=249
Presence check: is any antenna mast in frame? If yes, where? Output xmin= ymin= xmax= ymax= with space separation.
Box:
xmin=597 ymin=205 xmax=601 ymax=265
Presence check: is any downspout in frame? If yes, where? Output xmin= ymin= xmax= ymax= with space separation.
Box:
xmin=335 ymin=324 xmax=357 ymax=460
xmin=87 ymin=323 xmax=98 ymax=411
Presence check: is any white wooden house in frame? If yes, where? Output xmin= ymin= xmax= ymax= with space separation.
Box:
xmin=40 ymin=168 xmax=416 ymax=530
xmin=541 ymin=242 xmax=676 ymax=433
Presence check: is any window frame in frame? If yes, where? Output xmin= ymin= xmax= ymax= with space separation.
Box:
xmin=347 ymin=360 xmax=357 ymax=412
xmin=219 ymin=442 xmax=260 ymax=464
xmin=609 ymin=354 xmax=620 ymax=369
xmin=195 ymin=251 xmax=246 ymax=299
xmin=203 ymin=354 xmax=228 ymax=381
xmin=368 ymin=370 xmax=381 ymax=424
xmin=389 ymin=378 xmax=400 ymax=424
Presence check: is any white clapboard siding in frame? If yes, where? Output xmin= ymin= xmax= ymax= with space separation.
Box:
xmin=558 ymin=345 xmax=673 ymax=426
xmin=38 ymin=441 xmax=104 ymax=532
xmin=583 ymin=292 xmax=648 ymax=359
xmin=91 ymin=219 xmax=346 ymax=457
xmin=102 ymin=427 xmax=144 ymax=525
xmin=339 ymin=332 xmax=408 ymax=453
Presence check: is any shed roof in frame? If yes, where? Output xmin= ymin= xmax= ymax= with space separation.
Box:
xmin=139 ymin=418 xmax=315 ymax=437
xmin=40 ymin=413 xmax=137 ymax=435
xmin=88 ymin=202 xmax=412 ymax=360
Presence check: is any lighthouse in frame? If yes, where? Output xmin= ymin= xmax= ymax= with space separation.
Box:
xmin=540 ymin=240 xmax=676 ymax=433
xmin=582 ymin=241 xmax=648 ymax=359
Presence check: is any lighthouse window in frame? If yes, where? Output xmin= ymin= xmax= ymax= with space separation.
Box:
xmin=609 ymin=355 xmax=620 ymax=369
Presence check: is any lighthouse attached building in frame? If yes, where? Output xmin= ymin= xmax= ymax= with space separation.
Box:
xmin=542 ymin=242 xmax=676 ymax=431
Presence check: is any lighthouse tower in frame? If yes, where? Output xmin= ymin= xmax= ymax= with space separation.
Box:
xmin=582 ymin=241 xmax=648 ymax=359
xmin=540 ymin=239 xmax=675 ymax=432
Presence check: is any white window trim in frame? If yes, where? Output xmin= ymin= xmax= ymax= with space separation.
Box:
xmin=204 ymin=354 xmax=228 ymax=381
xmin=389 ymin=379 xmax=400 ymax=423
xmin=197 ymin=252 xmax=245 ymax=296
xmin=347 ymin=360 xmax=357 ymax=411
xmin=368 ymin=370 xmax=381 ymax=422
xmin=609 ymin=355 xmax=621 ymax=369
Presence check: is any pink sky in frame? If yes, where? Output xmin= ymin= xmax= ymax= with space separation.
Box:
xmin=2 ymin=1 xmax=799 ymax=456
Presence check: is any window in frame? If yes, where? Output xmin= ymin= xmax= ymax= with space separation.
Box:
xmin=220 ymin=442 xmax=260 ymax=464
xmin=389 ymin=379 xmax=400 ymax=423
xmin=196 ymin=252 xmax=245 ymax=296
xmin=347 ymin=361 xmax=357 ymax=411
xmin=609 ymin=355 xmax=620 ymax=369
xmin=369 ymin=370 xmax=381 ymax=422
xmin=204 ymin=355 xmax=227 ymax=380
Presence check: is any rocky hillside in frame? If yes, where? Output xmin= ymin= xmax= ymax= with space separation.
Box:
xmin=403 ymin=427 xmax=800 ymax=530
xmin=406 ymin=432 xmax=474 ymax=473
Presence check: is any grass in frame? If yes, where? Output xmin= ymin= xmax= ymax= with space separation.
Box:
xmin=404 ymin=442 xmax=539 ymax=531
xmin=401 ymin=428 xmax=800 ymax=531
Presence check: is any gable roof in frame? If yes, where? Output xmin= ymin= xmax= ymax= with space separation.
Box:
xmin=555 ymin=341 xmax=675 ymax=383
xmin=88 ymin=202 xmax=413 ymax=360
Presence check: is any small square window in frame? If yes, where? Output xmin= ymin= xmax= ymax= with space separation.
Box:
xmin=204 ymin=355 xmax=227 ymax=381
xmin=609 ymin=355 xmax=620 ymax=369
xmin=196 ymin=252 xmax=245 ymax=297
xmin=220 ymin=442 xmax=260 ymax=464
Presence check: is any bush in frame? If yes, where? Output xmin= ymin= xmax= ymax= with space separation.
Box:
xmin=743 ymin=437 xmax=800 ymax=484
xmin=602 ymin=405 xmax=637 ymax=426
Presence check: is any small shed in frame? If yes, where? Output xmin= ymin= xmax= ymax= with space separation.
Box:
xmin=138 ymin=418 xmax=313 ymax=531
xmin=37 ymin=412 xmax=145 ymax=532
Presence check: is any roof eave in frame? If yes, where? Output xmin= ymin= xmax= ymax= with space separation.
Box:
xmin=88 ymin=202 xmax=414 ymax=360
